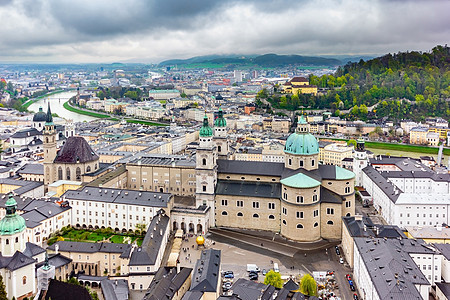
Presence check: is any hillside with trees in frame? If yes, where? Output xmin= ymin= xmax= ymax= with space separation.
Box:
xmin=258 ymin=45 xmax=450 ymax=122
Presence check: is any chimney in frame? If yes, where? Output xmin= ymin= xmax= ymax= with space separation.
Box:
xmin=55 ymin=244 xmax=59 ymax=255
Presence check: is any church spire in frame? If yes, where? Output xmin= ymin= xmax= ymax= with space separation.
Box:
xmin=46 ymin=102 xmax=53 ymax=124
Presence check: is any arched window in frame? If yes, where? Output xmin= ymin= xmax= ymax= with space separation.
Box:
xmin=15 ymin=237 xmax=18 ymax=243
xmin=218 ymin=146 xmax=222 ymax=152
xmin=288 ymin=158 xmax=292 ymax=165
xmin=296 ymin=196 xmax=303 ymax=203
xmin=300 ymin=160 xmax=304 ymax=167
xmin=58 ymin=167 xmax=63 ymax=180
xmin=95 ymin=164 xmax=98 ymax=170
xmin=268 ymin=215 xmax=275 ymax=219
xmin=66 ymin=167 xmax=71 ymax=180
xmin=5 ymin=239 xmax=9 ymax=245
xmin=296 ymin=224 xmax=303 ymax=229
xmin=312 ymin=159 xmax=315 ymax=166
xmin=221 ymin=211 xmax=228 ymax=216
xmin=202 ymin=158 xmax=206 ymax=166
xmin=327 ymin=220 xmax=334 ymax=225
xmin=313 ymin=222 xmax=319 ymax=227
xmin=237 ymin=212 xmax=243 ymax=217
xmin=76 ymin=167 xmax=81 ymax=181
xmin=86 ymin=166 xmax=91 ymax=173
xmin=313 ymin=195 xmax=318 ymax=202
xmin=345 ymin=187 xmax=351 ymax=193
xmin=253 ymin=214 xmax=259 ymax=218
xmin=23 ymin=276 xmax=26 ymax=285
xmin=282 ymin=219 xmax=286 ymax=225
xmin=346 ymin=213 xmax=351 ymax=217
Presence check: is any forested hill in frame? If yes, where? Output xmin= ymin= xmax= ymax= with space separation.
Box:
xmin=259 ymin=45 xmax=450 ymax=122
xmin=159 ymin=54 xmax=341 ymax=67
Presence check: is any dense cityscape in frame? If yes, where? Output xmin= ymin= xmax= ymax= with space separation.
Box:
xmin=0 ymin=1 xmax=449 ymax=300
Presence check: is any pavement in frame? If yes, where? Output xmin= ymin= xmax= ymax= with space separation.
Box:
xmin=176 ymin=229 xmax=357 ymax=300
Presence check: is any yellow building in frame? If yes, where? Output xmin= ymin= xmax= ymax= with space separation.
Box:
xmin=48 ymin=180 xmax=82 ymax=197
xmin=282 ymin=77 xmax=318 ymax=95
xmin=428 ymin=126 xmax=450 ymax=139
xmin=321 ymin=143 xmax=354 ymax=167
xmin=404 ymin=226 xmax=450 ymax=244
xmin=409 ymin=127 xmax=428 ymax=145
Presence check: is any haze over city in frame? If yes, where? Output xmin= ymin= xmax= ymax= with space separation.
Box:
xmin=0 ymin=0 xmax=448 ymax=63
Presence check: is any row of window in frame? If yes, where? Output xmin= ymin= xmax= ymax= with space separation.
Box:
xmin=283 ymin=194 xmax=319 ymax=203
xmin=219 ymin=211 xmax=334 ymax=226
xmin=400 ymin=213 xmax=446 ymax=218
xmin=287 ymin=158 xmax=315 ymax=167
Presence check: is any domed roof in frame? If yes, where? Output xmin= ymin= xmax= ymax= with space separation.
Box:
xmin=284 ymin=132 xmax=319 ymax=155
xmin=214 ymin=108 xmax=226 ymax=127
xmin=0 ymin=194 xmax=26 ymax=236
xmin=33 ymin=107 xmax=47 ymax=122
xmin=199 ymin=114 xmax=213 ymax=137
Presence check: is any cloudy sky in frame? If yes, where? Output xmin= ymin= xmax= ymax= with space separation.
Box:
xmin=0 ymin=0 xmax=448 ymax=63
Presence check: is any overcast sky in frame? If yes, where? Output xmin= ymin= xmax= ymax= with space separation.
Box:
xmin=0 ymin=0 xmax=448 ymax=63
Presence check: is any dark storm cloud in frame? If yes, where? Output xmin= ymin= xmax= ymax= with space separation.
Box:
xmin=0 ymin=0 xmax=448 ymax=62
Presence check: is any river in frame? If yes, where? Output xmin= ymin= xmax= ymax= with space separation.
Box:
xmin=28 ymin=91 xmax=99 ymax=122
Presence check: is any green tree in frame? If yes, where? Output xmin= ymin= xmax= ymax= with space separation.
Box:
xmin=347 ymin=139 xmax=357 ymax=148
xmin=0 ymin=273 xmax=7 ymax=300
xmin=300 ymin=274 xmax=318 ymax=296
xmin=135 ymin=223 xmax=147 ymax=236
xmin=67 ymin=277 xmax=81 ymax=286
xmin=263 ymin=270 xmax=283 ymax=288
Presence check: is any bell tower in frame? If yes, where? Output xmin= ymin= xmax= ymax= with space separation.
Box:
xmin=43 ymin=103 xmax=57 ymax=186
xmin=196 ymin=114 xmax=217 ymax=226
xmin=353 ymin=137 xmax=368 ymax=186
xmin=213 ymin=107 xmax=229 ymax=159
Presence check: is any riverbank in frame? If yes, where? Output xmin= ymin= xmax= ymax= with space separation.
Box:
xmin=64 ymin=101 xmax=169 ymax=126
xmin=63 ymin=101 xmax=111 ymax=119
xmin=321 ymin=137 xmax=450 ymax=156
xmin=22 ymin=89 xmax=67 ymax=110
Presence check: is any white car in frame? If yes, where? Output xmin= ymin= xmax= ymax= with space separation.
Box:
xmin=339 ymin=257 xmax=344 ymax=264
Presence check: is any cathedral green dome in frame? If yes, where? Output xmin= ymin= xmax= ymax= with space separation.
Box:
xmin=214 ymin=108 xmax=227 ymax=127
xmin=284 ymin=132 xmax=319 ymax=155
xmin=0 ymin=194 xmax=26 ymax=236
xmin=199 ymin=114 xmax=213 ymax=137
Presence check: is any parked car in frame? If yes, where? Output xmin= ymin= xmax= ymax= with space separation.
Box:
xmin=223 ymin=271 xmax=234 ymax=279
xmin=262 ymin=269 xmax=267 ymax=275
xmin=353 ymin=294 xmax=359 ymax=300
xmin=339 ymin=257 xmax=344 ymax=264
xmin=346 ymin=274 xmax=352 ymax=281
xmin=223 ymin=282 xmax=232 ymax=291
xmin=249 ymin=271 xmax=258 ymax=280
xmin=335 ymin=246 xmax=340 ymax=255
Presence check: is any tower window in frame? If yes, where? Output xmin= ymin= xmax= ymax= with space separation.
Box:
xmin=296 ymin=224 xmax=304 ymax=229
xmin=312 ymin=159 xmax=315 ymax=167
xmin=202 ymin=186 xmax=206 ymax=192
xmin=296 ymin=196 xmax=303 ymax=203
xmin=218 ymin=146 xmax=222 ymax=152
xmin=237 ymin=212 xmax=243 ymax=217
xmin=268 ymin=215 xmax=275 ymax=219
xmin=288 ymin=158 xmax=292 ymax=165
xmin=300 ymin=160 xmax=304 ymax=167
xmin=221 ymin=211 xmax=228 ymax=216
xmin=202 ymin=158 xmax=206 ymax=166
xmin=253 ymin=214 xmax=259 ymax=218
xmin=314 ymin=222 xmax=319 ymax=227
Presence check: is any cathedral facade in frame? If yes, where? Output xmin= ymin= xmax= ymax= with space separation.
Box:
xmin=194 ymin=112 xmax=355 ymax=242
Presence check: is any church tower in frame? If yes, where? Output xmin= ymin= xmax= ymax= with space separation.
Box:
xmin=43 ymin=103 xmax=57 ymax=186
xmin=196 ymin=114 xmax=217 ymax=227
xmin=353 ymin=137 xmax=368 ymax=186
xmin=213 ymin=108 xmax=229 ymax=159
xmin=0 ymin=194 xmax=27 ymax=256
xmin=65 ymin=119 xmax=75 ymax=138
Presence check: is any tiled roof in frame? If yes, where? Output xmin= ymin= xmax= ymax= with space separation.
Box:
xmin=54 ymin=136 xmax=99 ymax=163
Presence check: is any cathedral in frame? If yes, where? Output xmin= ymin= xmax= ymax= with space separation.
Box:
xmin=190 ymin=110 xmax=355 ymax=242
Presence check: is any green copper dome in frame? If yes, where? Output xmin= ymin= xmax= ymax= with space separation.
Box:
xmin=284 ymin=132 xmax=319 ymax=155
xmin=0 ymin=194 xmax=26 ymax=236
xmin=199 ymin=114 xmax=213 ymax=137
xmin=214 ymin=108 xmax=227 ymax=127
